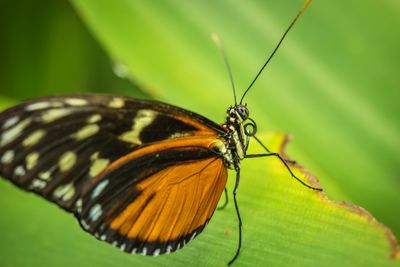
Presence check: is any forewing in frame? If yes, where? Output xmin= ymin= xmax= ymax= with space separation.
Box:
xmin=79 ymin=137 xmax=228 ymax=255
xmin=0 ymin=94 xmax=225 ymax=212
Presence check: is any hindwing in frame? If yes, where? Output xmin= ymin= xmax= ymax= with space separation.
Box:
xmin=79 ymin=136 xmax=228 ymax=255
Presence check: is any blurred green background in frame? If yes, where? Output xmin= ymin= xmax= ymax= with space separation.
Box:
xmin=0 ymin=0 xmax=399 ymax=266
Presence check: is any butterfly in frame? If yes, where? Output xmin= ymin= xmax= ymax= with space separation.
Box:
xmin=0 ymin=0 xmax=320 ymax=265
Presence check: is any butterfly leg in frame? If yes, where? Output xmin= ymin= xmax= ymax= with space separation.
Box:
xmin=245 ymin=152 xmax=322 ymax=191
xmin=228 ymin=168 xmax=242 ymax=265
xmin=253 ymin=134 xmax=296 ymax=164
xmin=217 ymin=187 xmax=229 ymax=210
xmin=251 ymin=135 xmax=320 ymax=190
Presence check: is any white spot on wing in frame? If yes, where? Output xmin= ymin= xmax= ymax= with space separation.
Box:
xmin=65 ymin=98 xmax=88 ymax=106
xmin=190 ymin=232 xmax=196 ymax=241
xmin=100 ymin=235 xmax=106 ymax=241
xmin=166 ymin=245 xmax=172 ymax=254
xmin=131 ymin=248 xmax=137 ymax=254
xmin=26 ymin=152 xmax=39 ymax=170
xmin=91 ymin=179 xmax=109 ymax=199
xmin=1 ymin=118 xmax=31 ymax=147
xmin=2 ymin=116 xmax=19 ymax=129
xmin=120 ymin=243 xmax=126 ymax=251
xmin=142 ymin=247 xmax=147 ymax=256
xmin=30 ymin=179 xmax=46 ymax=189
xmin=26 ymin=102 xmax=52 ymax=111
xmin=87 ymin=114 xmax=102 ymax=123
xmin=89 ymin=152 xmax=109 ymax=177
xmin=73 ymin=124 xmax=99 ymax=140
xmin=23 ymin=129 xmax=46 ymax=147
xmin=89 ymin=204 xmax=102 ymax=221
xmin=1 ymin=150 xmax=14 ymax=164
xmin=41 ymin=108 xmax=72 ymax=123
xmin=59 ymin=151 xmax=77 ymax=172
xmin=14 ymin=165 xmax=26 ymax=176
xmin=38 ymin=171 xmax=51 ymax=181
xmin=75 ymin=198 xmax=82 ymax=213
xmin=81 ymin=219 xmax=90 ymax=230
xmin=53 ymin=182 xmax=75 ymax=201
xmin=118 ymin=109 xmax=157 ymax=144
xmin=153 ymin=249 xmax=160 ymax=257
xmin=108 ymin=97 xmax=125 ymax=108
xmin=26 ymin=101 xmax=64 ymax=111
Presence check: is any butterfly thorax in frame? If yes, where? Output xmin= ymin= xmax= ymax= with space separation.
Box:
xmin=217 ymin=105 xmax=250 ymax=170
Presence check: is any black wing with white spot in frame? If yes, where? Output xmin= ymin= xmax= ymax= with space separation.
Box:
xmin=0 ymin=94 xmax=225 ymax=213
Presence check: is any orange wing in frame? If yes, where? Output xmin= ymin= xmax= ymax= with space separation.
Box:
xmin=78 ymin=136 xmax=227 ymax=255
xmin=112 ymin=157 xmax=226 ymax=252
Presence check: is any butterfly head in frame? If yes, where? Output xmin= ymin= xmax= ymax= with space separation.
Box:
xmin=227 ymin=104 xmax=249 ymax=124
xmin=235 ymin=104 xmax=249 ymax=121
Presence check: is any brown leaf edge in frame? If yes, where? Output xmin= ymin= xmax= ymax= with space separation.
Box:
xmin=279 ymin=134 xmax=400 ymax=260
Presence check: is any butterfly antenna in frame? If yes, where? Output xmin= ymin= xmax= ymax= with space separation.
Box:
xmin=212 ymin=33 xmax=238 ymax=105
xmin=239 ymin=0 xmax=313 ymax=104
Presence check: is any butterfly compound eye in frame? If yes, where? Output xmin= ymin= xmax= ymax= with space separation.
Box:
xmin=236 ymin=105 xmax=249 ymax=120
